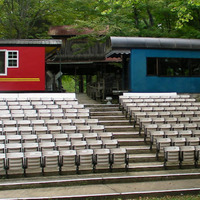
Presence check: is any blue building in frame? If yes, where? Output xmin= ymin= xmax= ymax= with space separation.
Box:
xmin=107 ymin=37 xmax=200 ymax=93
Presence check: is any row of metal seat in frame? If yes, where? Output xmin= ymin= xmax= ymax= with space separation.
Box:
xmin=0 ymin=119 xmax=99 ymax=127
xmin=0 ymin=132 xmax=114 ymax=143
xmin=0 ymin=148 xmax=128 ymax=176
xmin=163 ymin=145 xmax=200 ymax=169
xmin=0 ymin=138 xmax=119 ymax=153
xmin=0 ymin=124 xmax=105 ymax=135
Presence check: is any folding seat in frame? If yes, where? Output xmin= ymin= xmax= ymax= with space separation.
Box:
xmin=59 ymin=150 xmax=77 ymax=173
xmin=171 ymin=137 xmax=186 ymax=147
xmin=170 ymin=102 xmax=181 ymax=107
xmin=73 ymin=104 xmax=85 ymax=109
xmin=18 ymin=101 xmax=31 ymax=106
xmin=178 ymin=130 xmax=193 ymax=138
xmin=187 ymin=106 xmax=199 ymax=111
xmin=132 ymin=112 xmax=147 ymax=125
xmin=9 ymin=105 xmax=21 ymax=110
xmin=0 ymin=144 xmax=5 ymax=153
xmin=103 ymin=139 xmax=118 ymax=149
xmin=65 ymin=108 xmax=78 ymax=113
xmin=45 ymin=119 xmax=59 ymax=127
xmin=42 ymin=100 xmax=54 ymax=105
xmin=12 ymin=113 xmax=25 ymax=120
xmin=76 ymin=149 xmax=94 ymax=173
xmin=56 ymin=141 xmax=71 ymax=151
xmin=50 ymin=108 xmax=63 ymax=114
xmin=62 ymin=125 xmax=77 ymax=133
xmin=64 ymin=113 xmax=77 ymax=119
xmin=18 ymin=127 xmax=33 ymax=135
xmin=152 ymin=118 xmax=165 ymax=125
xmin=192 ymin=102 xmax=200 ymax=107
xmin=110 ymin=148 xmax=128 ymax=171
xmin=22 ymin=143 xmax=39 ymax=152
xmin=55 ymin=100 xmax=67 ymax=106
xmin=186 ymin=137 xmax=200 ymax=146
xmin=3 ymin=120 xmax=17 ymax=127
xmin=22 ymin=134 xmax=37 ymax=143
xmin=48 ymin=126 xmax=62 ymax=134
xmin=164 ymin=117 xmax=177 ymax=124
xmin=38 ymin=113 xmax=51 ymax=120
xmin=10 ymin=110 xmax=24 ymax=114
xmin=31 ymin=119 xmax=45 ymax=127
xmin=141 ymin=107 xmax=153 ymax=112
xmin=195 ymin=146 xmax=200 ymax=167
xmin=179 ymin=146 xmax=196 ymax=168
xmin=24 ymin=112 xmax=38 ymax=120
xmin=71 ymin=140 xmax=87 ymax=150
xmin=0 ymin=113 xmax=12 ymax=120
xmin=190 ymin=117 xmax=200 ymax=124
xmin=0 ymin=135 xmax=5 ymax=144
xmin=149 ymin=131 xmax=164 ymax=150
xmin=193 ymin=130 xmax=200 ymax=137
xmin=68 ymin=133 xmax=83 ymax=142
xmin=148 ymin=103 xmax=159 ymax=107
xmin=158 ymin=111 xmax=171 ymax=118
xmin=17 ymin=120 xmax=31 ymax=127
xmin=0 ymin=153 xmax=6 ymax=175
xmin=164 ymin=131 xmax=179 ymax=138
xmin=6 ymin=143 xmax=22 ymax=153
xmin=6 ymin=135 xmax=22 ymax=143
xmin=39 ymin=142 xmax=55 ymax=151
xmin=77 ymin=112 xmax=90 ymax=119
xmin=21 ymin=105 xmax=34 ymax=110
xmin=93 ymin=149 xmax=110 ymax=172
xmin=97 ymin=132 xmax=113 ymax=140
xmin=85 ymin=119 xmax=99 ymax=125
xmin=159 ymin=103 xmax=170 ymax=107
xmin=195 ymin=111 xmax=200 ymax=117
xmin=51 ymin=112 xmax=65 ymax=119
xmin=144 ymin=124 xmax=158 ymax=141
xmin=184 ymin=123 xmax=198 ymax=130
xmin=46 ymin=104 xmax=59 ymax=109
xmin=170 ymin=111 xmax=183 ymax=118
xmin=24 ymin=151 xmax=42 ymax=175
xmin=87 ymin=140 xmax=103 ymax=149
xmin=171 ymin=123 xmax=185 ymax=131
xmin=164 ymin=107 xmax=176 ymax=112
xmin=91 ymin=125 xmax=105 ymax=133
xmin=157 ymin=124 xmax=171 ymax=132
xmin=53 ymin=133 xmax=68 ymax=142
xmin=5 ymin=152 xmax=24 ymax=176
xmin=176 ymin=107 xmax=187 ymax=112
xmin=185 ymin=98 xmax=196 ymax=102
xmin=83 ymin=133 xmax=98 ymax=141
xmin=0 ymin=105 xmax=8 ymax=110
xmin=59 ymin=119 xmax=72 ymax=126
xmin=60 ymin=104 xmax=73 ymax=109
xmin=138 ymin=118 xmax=152 ymax=133
xmin=3 ymin=127 xmax=18 ymax=135
xmin=76 ymin=125 xmax=91 ymax=133
xmin=177 ymin=117 xmax=190 ymax=124
xmin=37 ymin=134 xmax=53 ymax=143
xmin=33 ymin=126 xmax=48 ymax=135
xmin=156 ymin=138 xmax=171 ymax=159
xmin=164 ymin=146 xmax=180 ymax=169
xmin=31 ymin=101 xmax=43 ymax=106
xmin=182 ymin=111 xmax=195 ymax=117
xmin=41 ymin=150 xmax=60 ymax=174
xmin=72 ymin=119 xmax=86 ymax=126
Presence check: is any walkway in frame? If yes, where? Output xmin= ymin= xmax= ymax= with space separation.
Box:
xmin=76 ymin=93 xmax=100 ymax=104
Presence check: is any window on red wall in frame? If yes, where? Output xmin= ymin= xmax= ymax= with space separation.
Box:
xmin=0 ymin=50 xmax=19 ymax=75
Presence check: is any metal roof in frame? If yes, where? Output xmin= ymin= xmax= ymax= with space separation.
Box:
xmin=107 ymin=37 xmax=200 ymax=57
xmin=0 ymin=39 xmax=62 ymax=46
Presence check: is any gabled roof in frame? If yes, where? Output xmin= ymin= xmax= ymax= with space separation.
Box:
xmin=0 ymin=39 xmax=62 ymax=47
xmin=107 ymin=37 xmax=200 ymax=57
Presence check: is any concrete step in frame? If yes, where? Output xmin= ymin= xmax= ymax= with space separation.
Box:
xmin=129 ymin=153 xmax=157 ymax=162
xmin=122 ymin=145 xmax=153 ymax=154
xmin=90 ymin=111 xmax=124 ymax=116
xmin=113 ymin=132 xmax=140 ymax=138
xmin=105 ymin=125 xmax=135 ymax=132
xmin=117 ymin=138 xmax=147 ymax=146
xmin=128 ymin=162 xmax=164 ymax=171
xmin=85 ymin=104 xmax=119 ymax=108
xmin=89 ymin=107 xmax=120 ymax=112
xmin=99 ymin=120 xmax=131 ymax=126
xmin=91 ymin=115 xmax=127 ymax=120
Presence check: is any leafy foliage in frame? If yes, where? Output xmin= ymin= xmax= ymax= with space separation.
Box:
xmin=0 ymin=0 xmax=200 ymax=39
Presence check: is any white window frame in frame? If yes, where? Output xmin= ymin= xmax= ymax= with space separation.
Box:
xmin=7 ymin=50 xmax=19 ymax=68
xmin=0 ymin=50 xmax=19 ymax=76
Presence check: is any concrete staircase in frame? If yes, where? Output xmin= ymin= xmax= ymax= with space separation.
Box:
xmin=88 ymin=103 xmax=163 ymax=171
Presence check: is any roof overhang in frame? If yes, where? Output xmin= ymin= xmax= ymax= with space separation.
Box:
xmin=106 ymin=36 xmax=200 ymax=57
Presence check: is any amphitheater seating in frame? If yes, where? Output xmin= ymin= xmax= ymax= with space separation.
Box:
xmin=0 ymin=93 xmax=129 ymax=177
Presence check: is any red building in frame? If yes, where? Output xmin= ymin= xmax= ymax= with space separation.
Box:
xmin=0 ymin=39 xmax=62 ymax=91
